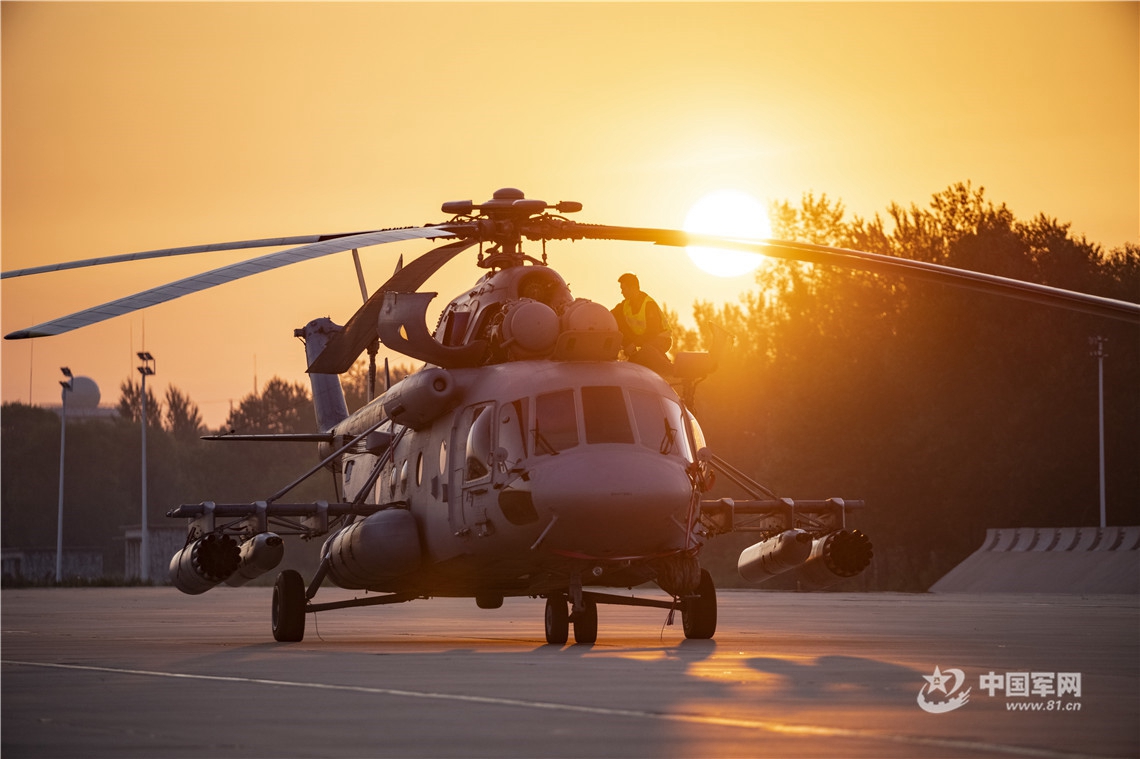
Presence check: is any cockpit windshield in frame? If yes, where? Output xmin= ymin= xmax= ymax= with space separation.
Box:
xmin=583 ymin=386 xmax=634 ymax=444
xmin=535 ymin=389 xmax=578 ymax=454
xmin=529 ymin=385 xmax=691 ymax=460
xmin=631 ymin=388 xmax=690 ymax=459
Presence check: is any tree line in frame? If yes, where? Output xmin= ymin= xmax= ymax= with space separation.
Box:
xmin=115 ymin=356 xmax=404 ymax=438
xmin=686 ymin=182 xmax=1138 ymax=589
xmin=3 ymin=182 xmax=1136 ymax=589
xmin=1 ymin=357 xmax=409 ymax=580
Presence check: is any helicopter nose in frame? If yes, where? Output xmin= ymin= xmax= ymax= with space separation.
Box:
xmin=527 ymin=450 xmax=694 ymax=557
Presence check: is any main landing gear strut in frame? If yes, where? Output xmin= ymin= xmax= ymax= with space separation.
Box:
xmin=270 ymin=566 xmax=419 ymax=643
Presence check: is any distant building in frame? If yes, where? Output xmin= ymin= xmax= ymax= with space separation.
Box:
xmin=122 ymin=525 xmax=186 ymax=583
xmin=2 ymin=547 xmax=104 ymax=582
xmin=46 ymin=404 xmax=120 ymax=421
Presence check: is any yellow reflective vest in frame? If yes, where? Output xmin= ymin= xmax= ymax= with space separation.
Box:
xmin=622 ymin=296 xmax=656 ymax=336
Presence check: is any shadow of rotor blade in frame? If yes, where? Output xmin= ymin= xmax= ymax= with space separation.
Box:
xmin=572 ymin=225 xmax=1140 ymax=324
xmin=306 ymin=238 xmax=478 ymax=375
xmin=4 ymin=227 xmax=455 ymax=340
xmin=0 ymin=232 xmax=381 ymax=279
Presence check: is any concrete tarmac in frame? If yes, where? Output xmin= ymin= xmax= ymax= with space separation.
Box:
xmin=2 ymin=588 xmax=1137 ymax=758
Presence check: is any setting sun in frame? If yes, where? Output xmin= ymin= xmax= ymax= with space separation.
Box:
xmin=684 ymin=190 xmax=773 ymax=277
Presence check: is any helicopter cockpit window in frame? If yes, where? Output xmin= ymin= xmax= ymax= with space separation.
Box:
xmin=463 ymin=404 xmax=494 ymax=481
xmin=686 ymin=409 xmax=707 ymax=452
xmin=583 ymin=386 xmax=634 ymax=445
xmin=535 ymin=389 xmax=578 ymax=455
xmin=499 ymin=398 xmax=528 ymax=463
xmin=663 ymin=398 xmax=693 ymax=461
xmin=630 ymin=389 xmax=669 ymax=452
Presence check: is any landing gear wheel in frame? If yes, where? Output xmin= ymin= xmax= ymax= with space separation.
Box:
xmin=572 ymin=598 xmax=598 ymax=645
xmin=272 ymin=570 xmax=306 ymax=642
xmin=545 ymin=594 xmax=569 ymax=645
xmin=682 ymin=569 xmax=717 ymax=640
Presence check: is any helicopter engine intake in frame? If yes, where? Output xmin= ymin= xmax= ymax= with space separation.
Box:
xmin=323 ymin=508 xmax=422 ymax=590
xmin=499 ymin=300 xmax=560 ymax=359
xmin=169 ymin=533 xmax=242 ymax=595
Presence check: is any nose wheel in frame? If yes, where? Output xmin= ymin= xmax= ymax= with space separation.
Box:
xmin=571 ymin=598 xmax=598 ymax=644
xmin=545 ymin=592 xmax=599 ymax=645
xmin=544 ymin=594 xmax=569 ymax=644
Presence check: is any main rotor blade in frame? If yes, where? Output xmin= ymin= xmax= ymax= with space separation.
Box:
xmin=0 ymin=232 xmax=378 ymax=279
xmin=572 ymin=225 xmax=1140 ymax=323
xmin=306 ymin=238 xmax=477 ymax=374
xmin=4 ymin=227 xmax=455 ymax=340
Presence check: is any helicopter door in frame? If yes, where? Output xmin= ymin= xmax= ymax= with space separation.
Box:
xmin=451 ymin=402 xmax=494 ymax=534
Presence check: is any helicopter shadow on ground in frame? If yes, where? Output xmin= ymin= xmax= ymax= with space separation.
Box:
xmin=151 ymin=639 xmax=775 ymax=758
xmin=741 ymin=654 xmax=920 ymax=705
xmin=208 ymin=631 xmax=919 ymax=715
xmin=229 ymin=639 xmax=738 ymax=752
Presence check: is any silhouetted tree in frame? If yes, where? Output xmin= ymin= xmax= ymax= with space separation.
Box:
xmin=225 ymin=377 xmax=313 ymax=433
xmin=342 ymin=358 xmax=414 ymax=413
xmin=164 ymin=385 xmax=204 ymax=441
xmin=659 ymin=304 xmax=699 ymax=352
xmin=117 ymin=378 xmax=163 ymax=430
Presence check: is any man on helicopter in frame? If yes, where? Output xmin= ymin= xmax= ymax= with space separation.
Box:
xmin=612 ymin=272 xmax=672 ymax=374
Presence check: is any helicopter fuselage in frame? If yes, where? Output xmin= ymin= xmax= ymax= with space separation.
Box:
xmin=327 ymin=359 xmax=704 ymax=599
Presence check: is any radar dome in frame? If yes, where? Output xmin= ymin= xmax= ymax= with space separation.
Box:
xmin=67 ymin=376 xmax=101 ymax=409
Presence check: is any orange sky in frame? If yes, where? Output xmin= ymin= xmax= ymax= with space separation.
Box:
xmin=3 ymin=2 xmax=1137 ymax=428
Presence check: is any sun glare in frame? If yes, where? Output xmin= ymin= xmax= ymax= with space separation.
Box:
xmin=684 ymin=190 xmax=772 ymax=277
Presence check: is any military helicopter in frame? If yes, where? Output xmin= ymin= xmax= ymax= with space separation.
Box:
xmin=5 ymin=188 xmax=1137 ymax=644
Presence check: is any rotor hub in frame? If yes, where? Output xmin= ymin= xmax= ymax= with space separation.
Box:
xmin=440 ymin=189 xmax=583 ymax=268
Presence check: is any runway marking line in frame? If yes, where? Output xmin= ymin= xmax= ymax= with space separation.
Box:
xmin=1 ymin=659 xmax=1099 ymax=759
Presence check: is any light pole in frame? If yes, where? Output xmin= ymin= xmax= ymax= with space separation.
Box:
xmin=1089 ymin=336 xmax=1107 ymax=528
xmin=137 ymin=352 xmax=156 ymax=581
xmin=56 ymin=367 xmax=73 ymax=583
